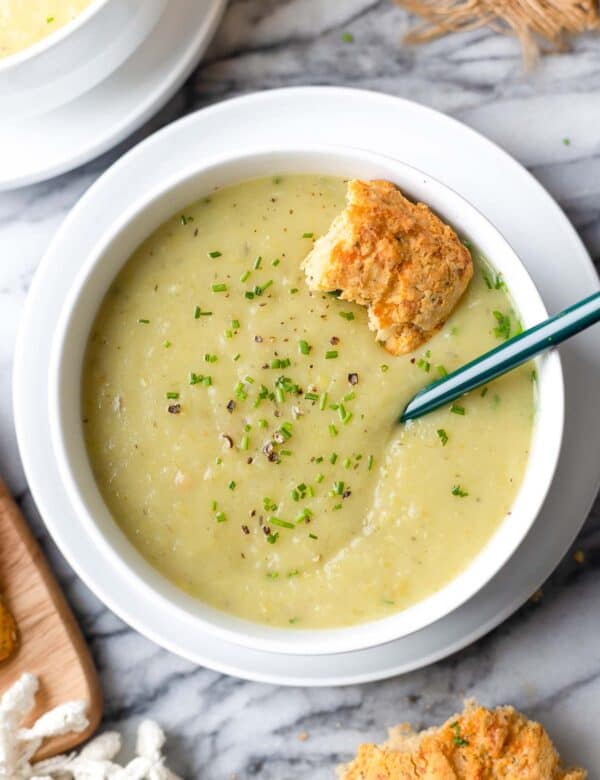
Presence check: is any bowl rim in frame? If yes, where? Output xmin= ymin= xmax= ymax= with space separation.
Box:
xmin=47 ymin=143 xmax=565 ymax=656
xmin=0 ymin=0 xmax=109 ymax=72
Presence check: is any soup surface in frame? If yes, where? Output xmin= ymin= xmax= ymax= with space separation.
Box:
xmin=83 ymin=175 xmax=534 ymax=628
xmin=0 ymin=0 xmax=92 ymax=58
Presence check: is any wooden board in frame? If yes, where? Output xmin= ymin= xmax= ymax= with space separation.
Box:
xmin=0 ymin=478 xmax=102 ymax=759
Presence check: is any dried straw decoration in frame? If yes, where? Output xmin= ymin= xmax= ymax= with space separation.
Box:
xmin=395 ymin=0 xmax=599 ymax=66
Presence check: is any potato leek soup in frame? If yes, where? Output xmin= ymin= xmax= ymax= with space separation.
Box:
xmin=82 ymin=175 xmax=534 ymax=629
xmin=0 ymin=0 xmax=92 ymax=58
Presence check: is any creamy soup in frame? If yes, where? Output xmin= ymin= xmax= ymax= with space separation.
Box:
xmin=0 ymin=0 xmax=92 ymax=58
xmin=82 ymin=175 xmax=534 ymax=629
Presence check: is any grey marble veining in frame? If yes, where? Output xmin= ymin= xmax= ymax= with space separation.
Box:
xmin=1 ymin=1 xmax=600 ymax=777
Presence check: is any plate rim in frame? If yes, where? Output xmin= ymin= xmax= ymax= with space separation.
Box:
xmin=13 ymin=86 xmax=600 ymax=686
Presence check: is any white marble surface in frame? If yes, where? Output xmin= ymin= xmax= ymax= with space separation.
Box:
xmin=1 ymin=2 xmax=600 ymax=777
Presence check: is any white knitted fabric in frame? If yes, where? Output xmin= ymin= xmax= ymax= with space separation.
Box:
xmin=0 ymin=674 xmax=181 ymax=780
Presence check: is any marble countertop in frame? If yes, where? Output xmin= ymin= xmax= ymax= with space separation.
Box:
xmin=1 ymin=1 xmax=600 ymax=777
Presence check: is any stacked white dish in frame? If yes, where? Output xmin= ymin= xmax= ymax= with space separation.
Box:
xmin=0 ymin=0 xmax=227 ymax=190
xmin=14 ymin=88 xmax=600 ymax=685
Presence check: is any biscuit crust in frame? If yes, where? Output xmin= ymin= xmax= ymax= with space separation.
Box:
xmin=338 ymin=701 xmax=586 ymax=779
xmin=302 ymin=179 xmax=473 ymax=355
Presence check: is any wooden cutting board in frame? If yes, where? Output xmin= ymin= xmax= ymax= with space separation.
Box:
xmin=0 ymin=478 xmax=102 ymax=759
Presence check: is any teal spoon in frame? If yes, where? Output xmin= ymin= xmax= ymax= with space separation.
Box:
xmin=400 ymin=290 xmax=600 ymax=423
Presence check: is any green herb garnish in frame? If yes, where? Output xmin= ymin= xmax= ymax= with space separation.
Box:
xmin=437 ymin=429 xmax=448 ymax=446
xmin=450 ymin=404 xmax=465 ymax=415
xmin=451 ymin=485 xmax=469 ymax=497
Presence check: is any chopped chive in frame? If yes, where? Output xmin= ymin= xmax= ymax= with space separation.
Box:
xmin=254 ymin=256 xmax=262 ymax=270
xmin=212 ymin=283 xmax=227 ymax=293
xmin=228 ymin=480 xmax=236 ymax=490
xmin=325 ymin=350 xmax=339 ymax=359
xmin=266 ymin=571 xmax=279 ymax=580
xmin=257 ymin=279 xmax=273 ymax=295
xmin=437 ymin=365 xmax=448 ymax=378
xmin=272 ymin=258 xmax=281 ymax=267
xmin=304 ymin=392 xmax=319 ymax=401
xmin=563 ymin=137 xmax=571 ymax=146
xmin=270 ymin=517 xmax=295 ymax=529
xmin=367 ymin=454 xmax=374 ymax=471
xmin=330 ymin=452 xmax=338 ymax=464
xmin=163 ymin=340 xmax=172 ymax=348
xmin=451 ymin=485 xmax=469 ymax=497
xmin=450 ymin=404 xmax=465 ymax=415
xmin=299 ymin=340 xmax=311 ymax=355
xmin=258 ymin=418 xmax=267 ymax=428
xmin=189 ymin=372 xmax=203 ymax=385
xmin=480 ymin=386 xmax=489 ymax=397
xmin=287 ymin=569 xmax=299 ymax=578
xmin=493 ymin=310 xmax=511 ymax=340
xmin=233 ymin=353 xmax=241 ymax=361
xmin=194 ymin=305 xmax=201 ymax=319
xmin=231 ymin=319 xmax=240 ymax=329
xmin=437 ymin=429 xmax=449 ymax=446
xmin=343 ymin=457 xmax=352 ymax=469
xmin=417 ymin=358 xmax=431 ymax=372
xmin=166 ymin=392 xmax=179 ymax=399
xmin=208 ymin=250 xmax=222 ymax=258
xmin=329 ymin=424 xmax=338 ymax=437
xmin=240 ymin=434 xmax=250 ymax=450
xmin=46 ymin=15 xmax=55 ymax=22
xmin=319 ymin=392 xmax=328 ymax=411
xmin=302 ymin=232 xmax=314 ymax=238
xmin=244 ymin=375 xmax=254 ymax=384
xmin=215 ymin=511 xmax=227 ymax=522
xmin=245 ymin=291 xmax=255 ymax=300
xmin=180 ymin=215 xmax=194 ymax=225
xmin=210 ymin=500 xmax=217 ymax=511
xmin=138 ymin=318 xmax=150 ymax=324
xmin=316 ymin=473 xmax=324 ymax=483
xmin=204 ymin=353 xmax=218 ymax=363
xmin=202 ymin=376 xmax=212 ymax=386
xmin=266 ymin=532 xmax=279 ymax=544
xmin=308 ymin=533 xmax=318 ymax=540
xmin=343 ymin=392 xmax=356 ymax=401
xmin=342 ymin=411 xmax=353 ymax=425
xmin=341 ymin=31 xmax=354 ymax=42
xmin=380 ymin=364 xmax=389 ymax=373
xmin=289 ymin=288 xmax=299 ymax=294
xmin=240 ymin=270 xmax=251 ymax=283
xmin=339 ymin=311 xmax=355 ymax=320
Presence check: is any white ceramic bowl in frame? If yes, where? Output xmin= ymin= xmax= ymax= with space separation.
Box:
xmin=0 ymin=0 xmax=166 ymax=121
xmin=48 ymin=145 xmax=564 ymax=656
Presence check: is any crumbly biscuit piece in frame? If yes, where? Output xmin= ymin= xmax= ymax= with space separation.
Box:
xmin=303 ymin=179 xmax=473 ymax=355
xmin=0 ymin=597 xmax=18 ymax=663
xmin=338 ymin=701 xmax=586 ymax=779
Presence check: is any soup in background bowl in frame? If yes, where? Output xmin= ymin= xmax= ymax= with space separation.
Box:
xmin=48 ymin=147 xmax=564 ymax=656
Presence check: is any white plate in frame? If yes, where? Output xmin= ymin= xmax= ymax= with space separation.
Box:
xmin=14 ymin=87 xmax=600 ymax=686
xmin=0 ymin=0 xmax=226 ymax=191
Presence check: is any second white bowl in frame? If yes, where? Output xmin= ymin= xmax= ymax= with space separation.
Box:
xmin=48 ymin=145 xmax=564 ymax=656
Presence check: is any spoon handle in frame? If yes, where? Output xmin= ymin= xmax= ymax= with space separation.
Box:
xmin=400 ymin=290 xmax=600 ymax=423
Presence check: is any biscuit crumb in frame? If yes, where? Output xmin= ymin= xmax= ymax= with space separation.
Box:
xmin=0 ymin=598 xmax=18 ymax=663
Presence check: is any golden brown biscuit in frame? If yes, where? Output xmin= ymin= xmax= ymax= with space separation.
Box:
xmin=302 ymin=179 xmax=473 ymax=355
xmin=0 ymin=597 xmax=18 ymax=663
xmin=338 ymin=701 xmax=586 ymax=779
